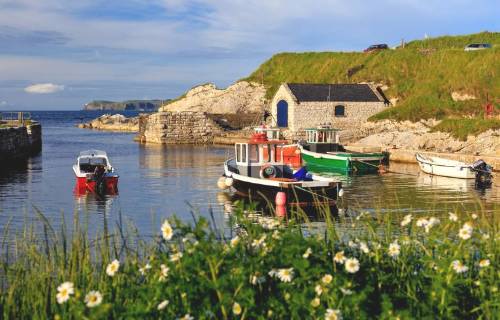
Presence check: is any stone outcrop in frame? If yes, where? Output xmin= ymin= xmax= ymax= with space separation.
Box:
xmin=0 ymin=123 xmax=42 ymax=163
xmin=160 ymin=81 xmax=266 ymax=114
xmin=83 ymin=100 xmax=165 ymax=111
xmin=136 ymin=112 xmax=225 ymax=144
xmin=346 ymin=119 xmax=499 ymax=156
xmin=451 ymin=92 xmax=477 ymax=102
xmin=78 ymin=114 xmax=139 ymax=132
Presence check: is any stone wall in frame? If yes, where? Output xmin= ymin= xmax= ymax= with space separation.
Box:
xmin=270 ymin=84 xmax=387 ymax=132
xmin=137 ymin=112 xmax=225 ymax=144
xmin=0 ymin=123 xmax=42 ymax=163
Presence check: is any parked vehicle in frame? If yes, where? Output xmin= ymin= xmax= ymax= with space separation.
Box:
xmin=73 ymin=150 xmax=119 ymax=195
xmin=364 ymin=44 xmax=389 ymax=52
xmin=464 ymin=43 xmax=492 ymax=51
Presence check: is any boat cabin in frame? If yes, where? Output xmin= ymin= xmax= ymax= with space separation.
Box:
xmin=302 ymin=126 xmax=345 ymax=153
xmin=234 ymin=134 xmax=293 ymax=179
xmin=254 ymin=126 xmax=282 ymax=141
xmin=77 ymin=150 xmax=112 ymax=174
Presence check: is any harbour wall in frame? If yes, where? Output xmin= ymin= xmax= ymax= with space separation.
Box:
xmin=0 ymin=123 xmax=42 ymax=163
xmin=136 ymin=112 xmax=225 ymax=144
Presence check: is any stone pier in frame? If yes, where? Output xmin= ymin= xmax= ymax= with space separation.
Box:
xmin=0 ymin=122 xmax=42 ymax=163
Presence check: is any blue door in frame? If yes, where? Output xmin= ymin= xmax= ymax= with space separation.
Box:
xmin=277 ymin=100 xmax=288 ymax=127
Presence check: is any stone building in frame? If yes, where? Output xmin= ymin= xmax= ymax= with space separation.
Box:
xmin=270 ymin=83 xmax=388 ymax=132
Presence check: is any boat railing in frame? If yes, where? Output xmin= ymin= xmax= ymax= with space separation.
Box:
xmin=0 ymin=112 xmax=33 ymax=127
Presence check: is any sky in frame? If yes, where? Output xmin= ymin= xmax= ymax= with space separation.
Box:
xmin=0 ymin=0 xmax=498 ymax=110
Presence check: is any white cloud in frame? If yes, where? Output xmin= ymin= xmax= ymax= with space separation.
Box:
xmin=24 ymin=83 xmax=65 ymax=94
xmin=0 ymin=101 xmax=7 ymax=105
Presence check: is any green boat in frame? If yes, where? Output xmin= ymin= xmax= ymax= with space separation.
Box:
xmin=299 ymin=126 xmax=388 ymax=174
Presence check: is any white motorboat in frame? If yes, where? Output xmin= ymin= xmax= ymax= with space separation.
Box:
xmin=415 ymin=153 xmax=476 ymax=179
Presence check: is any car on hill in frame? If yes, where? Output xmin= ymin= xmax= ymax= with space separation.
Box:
xmin=364 ymin=44 xmax=389 ymax=52
xmin=464 ymin=43 xmax=492 ymax=51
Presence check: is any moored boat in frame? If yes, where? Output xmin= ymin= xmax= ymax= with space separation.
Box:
xmin=299 ymin=125 xmax=387 ymax=174
xmin=415 ymin=153 xmax=493 ymax=187
xmin=73 ymin=150 xmax=119 ymax=195
xmin=221 ymin=133 xmax=342 ymax=208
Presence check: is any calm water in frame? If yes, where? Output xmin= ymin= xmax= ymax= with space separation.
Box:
xmin=0 ymin=111 xmax=498 ymax=237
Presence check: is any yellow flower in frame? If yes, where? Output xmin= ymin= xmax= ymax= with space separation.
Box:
xmin=333 ymin=251 xmax=346 ymax=264
xmin=325 ymin=308 xmax=342 ymax=320
xmin=157 ymin=300 xmax=169 ymax=311
xmin=321 ymin=274 xmax=333 ymax=285
xmin=170 ymin=252 xmax=183 ymax=262
xmin=161 ymin=220 xmax=173 ymax=241
xmin=479 ymin=259 xmax=490 ymax=268
xmin=277 ymin=268 xmax=294 ymax=282
xmin=311 ymin=297 xmax=320 ymax=308
xmin=471 ymin=213 xmax=478 ymax=220
xmin=139 ymin=263 xmax=151 ymax=275
xmin=388 ymin=241 xmax=400 ymax=258
xmin=345 ymin=258 xmax=360 ymax=274
xmin=230 ymin=236 xmax=240 ymax=247
xmin=106 ymin=259 xmax=120 ymax=277
xmin=84 ymin=291 xmax=103 ymax=308
xmin=179 ymin=314 xmax=194 ymax=320
xmin=232 ymin=302 xmax=242 ymax=315
xmin=315 ymin=284 xmax=323 ymax=296
xmin=56 ymin=282 xmax=74 ymax=304
xmin=303 ymin=247 xmax=313 ymax=259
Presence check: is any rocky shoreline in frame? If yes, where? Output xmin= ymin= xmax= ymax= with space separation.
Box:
xmin=77 ymin=114 xmax=139 ymax=132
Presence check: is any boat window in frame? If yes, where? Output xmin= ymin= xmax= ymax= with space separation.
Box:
xmin=236 ymin=144 xmax=241 ymax=162
xmin=241 ymin=144 xmax=247 ymax=163
xmin=249 ymin=145 xmax=259 ymax=162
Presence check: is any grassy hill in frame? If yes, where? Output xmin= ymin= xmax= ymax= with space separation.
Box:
xmin=243 ymin=31 xmax=500 ymax=138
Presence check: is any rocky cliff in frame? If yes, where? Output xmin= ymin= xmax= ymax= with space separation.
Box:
xmin=160 ymin=81 xmax=266 ymax=114
xmin=83 ymin=100 xmax=167 ymax=111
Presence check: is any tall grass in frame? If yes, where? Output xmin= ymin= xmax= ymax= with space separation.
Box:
xmin=0 ymin=203 xmax=498 ymax=319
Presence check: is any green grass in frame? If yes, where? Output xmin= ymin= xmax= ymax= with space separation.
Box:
xmin=241 ymin=32 xmax=500 ymax=137
xmin=430 ymin=118 xmax=500 ymax=141
xmin=1 ymin=204 xmax=498 ymax=319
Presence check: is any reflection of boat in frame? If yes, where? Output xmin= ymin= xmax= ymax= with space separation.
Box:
xmin=299 ymin=125 xmax=386 ymax=174
xmin=222 ymin=133 xmax=342 ymax=208
xmin=73 ymin=150 xmax=119 ymax=195
xmin=416 ymin=172 xmax=469 ymax=192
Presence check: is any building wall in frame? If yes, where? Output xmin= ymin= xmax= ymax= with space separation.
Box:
xmin=270 ymin=84 xmax=386 ymax=132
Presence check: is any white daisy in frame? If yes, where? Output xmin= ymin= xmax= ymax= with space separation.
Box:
xmin=251 ymin=235 xmax=267 ymax=249
xmin=333 ymin=251 xmax=346 ymax=264
xmin=56 ymin=282 xmax=74 ymax=304
xmin=157 ymin=300 xmax=169 ymax=310
xmin=268 ymin=269 xmax=278 ymax=278
xmin=161 ymin=220 xmax=174 ymax=241
xmin=84 ymin=291 xmax=103 ymax=308
xmin=359 ymin=242 xmax=369 ymax=254
xmin=479 ymin=259 xmax=490 ymax=268
xmin=170 ymin=252 xmax=183 ymax=262
xmin=311 ymin=297 xmax=320 ymax=308
xmin=344 ymin=258 xmax=360 ymax=274
xmin=388 ymin=241 xmax=401 ymax=258
xmin=400 ymin=214 xmax=412 ymax=226
xmin=139 ymin=263 xmax=152 ymax=276
xmin=451 ymin=260 xmax=468 ymax=274
xmin=416 ymin=218 xmax=429 ymax=227
xmin=272 ymin=230 xmax=281 ymax=240
xmin=325 ymin=308 xmax=342 ymax=320
xmin=159 ymin=264 xmax=170 ymax=281
xmin=303 ymin=247 xmax=313 ymax=259
xmin=471 ymin=213 xmax=478 ymax=220
xmin=340 ymin=287 xmax=353 ymax=295
xmin=106 ymin=259 xmax=120 ymax=277
xmin=277 ymin=268 xmax=294 ymax=283
xmin=425 ymin=217 xmax=440 ymax=233
xmin=321 ymin=274 xmax=333 ymax=285
xmin=448 ymin=212 xmax=458 ymax=222
xmin=315 ymin=284 xmax=323 ymax=296
xmin=458 ymin=223 xmax=473 ymax=240
xmin=178 ymin=314 xmax=194 ymax=320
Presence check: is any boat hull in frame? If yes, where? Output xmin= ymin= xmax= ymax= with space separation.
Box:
xmin=75 ymin=175 xmax=119 ymax=195
xmin=301 ymin=149 xmax=385 ymax=174
xmin=416 ymin=154 xmax=475 ymax=179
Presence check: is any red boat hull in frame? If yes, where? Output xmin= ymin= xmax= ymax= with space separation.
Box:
xmin=75 ymin=176 xmax=119 ymax=195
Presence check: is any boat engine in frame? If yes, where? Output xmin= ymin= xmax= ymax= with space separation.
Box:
xmin=470 ymin=160 xmax=493 ymax=188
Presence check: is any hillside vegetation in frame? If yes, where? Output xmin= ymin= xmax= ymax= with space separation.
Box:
xmin=244 ymin=32 xmax=499 ymax=137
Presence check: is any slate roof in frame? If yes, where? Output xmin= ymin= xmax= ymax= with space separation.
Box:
xmin=286 ymin=83 xmax=382 ymax=103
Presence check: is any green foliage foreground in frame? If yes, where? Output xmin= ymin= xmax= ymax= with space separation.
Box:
xmin=0 ymin=205 xmax=499 ymax=319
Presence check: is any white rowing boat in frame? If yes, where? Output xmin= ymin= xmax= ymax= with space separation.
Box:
xmin=415 ymin=153 xmax=475 ymax=179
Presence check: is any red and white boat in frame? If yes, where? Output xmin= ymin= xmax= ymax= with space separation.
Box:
xmin=73 ymin=150 xmax=119 ymax=195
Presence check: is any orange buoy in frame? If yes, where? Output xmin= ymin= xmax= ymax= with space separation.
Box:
xmin=276 ymin=205 xmax=287 ymax=217
xmin=275 ymin=191 xmax=287 ymax=206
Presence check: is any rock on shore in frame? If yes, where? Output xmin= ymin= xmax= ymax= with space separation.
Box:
xmin=346 ymin=119 xmax=499 ymax=156
xmin=160 ymin=81 xmax=266 ymax=114
xmin=77 ymin=114 xmax=139 ymax=132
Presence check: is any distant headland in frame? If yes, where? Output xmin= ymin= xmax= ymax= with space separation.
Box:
xmin=83 ymin=99 xmax=170 ymax=111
